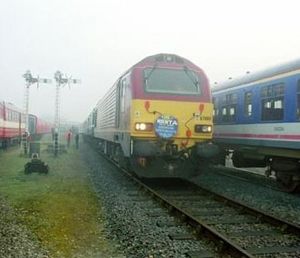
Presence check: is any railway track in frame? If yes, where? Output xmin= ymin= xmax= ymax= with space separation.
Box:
xmin=211 ymin=165 xmax=300 ymax=196
xmin=145 ymin=178 xmax=300 ymax=257
xmin=86 ymin=139 xmax=300 ymax=257
xmin=114 ymin=166 xmax=300 ymax=257
xmin=210 ymin=165 xmax=282 ymax=192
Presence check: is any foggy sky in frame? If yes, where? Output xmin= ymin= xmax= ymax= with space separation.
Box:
xmin=1 ymin=0 xmax=300 ymax=122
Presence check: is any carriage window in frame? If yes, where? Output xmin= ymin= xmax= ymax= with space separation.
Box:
xmin=6 ymin=111 xmax=11 ymax=121
xmin=261 ymin=83 xmax=284 ymax=121
xmin=213 ymin=108 xmax=219 ymax=118
xmin=13 ymin=111 xmax=19 ymax=121
xmin=221 ymin=93 xmax=237 ymax=122
xmin=222 ymin=107 xmax=227 ymax=115
xmin=212 ymin=97 xmax=219 ymax=122
xmin=230 ymin=107 xmax=235 ymax=115
xmin=244 ymin=91 xmax=252 ymax=117
xmin=21 ymin=114 xmax=26 ymax=123
xmin=297 ymin=95 xmax=300 ymax=120
xmin=297 ymin=80 xmax=300 ymax=120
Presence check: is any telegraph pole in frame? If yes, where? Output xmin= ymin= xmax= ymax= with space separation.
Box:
xmin=53 ymin=71 xmax=80 ymax=156
xmin=22 ymin=70 xmax=51 ymax=155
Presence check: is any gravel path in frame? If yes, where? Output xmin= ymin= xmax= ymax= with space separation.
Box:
xmin=191 ymin=166 xmax=300 ymax=226
xmin=0 ymin=196 xmax=49 ymax=258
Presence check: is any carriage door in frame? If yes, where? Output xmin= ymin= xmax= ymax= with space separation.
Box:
xmin=116 ymin=75 xmax=131 ymax=156
xmin=117 ymin=75 xmax=130 ymax=131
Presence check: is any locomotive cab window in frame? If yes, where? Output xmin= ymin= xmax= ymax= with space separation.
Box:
xmin=144 ymin=68 xmax=201 ymax=95
xmin=261 ymin=83 xmax=284 ymax=121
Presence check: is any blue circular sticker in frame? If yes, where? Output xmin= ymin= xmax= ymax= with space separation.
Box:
xmin=155 ymin=115 xmax=178 ymax=139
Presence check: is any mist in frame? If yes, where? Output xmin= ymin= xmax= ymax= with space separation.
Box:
xmin=1 ymin=0 xmax=300 ymax=122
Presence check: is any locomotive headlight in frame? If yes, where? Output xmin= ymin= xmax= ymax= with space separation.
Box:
xmin=135 ymin=122 xmax=153 ymax=131
xmin=194 ymin=125 xmax=212 ymax=133
xmin=202 ymin=125 xmax=212 ymax=133
xmin=139 ymin=123 xmax=146 ymax=130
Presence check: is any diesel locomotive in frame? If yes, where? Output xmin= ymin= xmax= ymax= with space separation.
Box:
xmin=83 ymin=53 xmax=217 ymax=177
xmin=212 ymin=58 xmax=300 ymax=192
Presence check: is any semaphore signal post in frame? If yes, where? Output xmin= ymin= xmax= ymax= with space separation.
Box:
xmin=21 ymin=70 xmax=80 ymax=157
xmin=53 ymin=70 xmax=80 ymax=156
xmin=22 ymin=70 xmax=51 ymax=155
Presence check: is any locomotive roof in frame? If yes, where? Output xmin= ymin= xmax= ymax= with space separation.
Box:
xmin=130 ymin=53 xmax=202 ymax=71
xmin=212 ymin=58 xmax=300 ymax=92
xmin=94 ymin=53 xmax=207 ymax=108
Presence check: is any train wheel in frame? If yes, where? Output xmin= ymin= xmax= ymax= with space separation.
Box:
xmin=275 ymin=172 xmax=299 ymax=193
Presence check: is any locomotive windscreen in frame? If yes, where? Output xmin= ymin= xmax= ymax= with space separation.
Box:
xmin=144 ymin=68 xmax=201 ymax=95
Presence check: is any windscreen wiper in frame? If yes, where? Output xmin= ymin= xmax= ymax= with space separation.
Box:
xmin=183 ymin=66 xmax=199 ymax=89
xmin=144 ymin=64 xmax=157 ymax=84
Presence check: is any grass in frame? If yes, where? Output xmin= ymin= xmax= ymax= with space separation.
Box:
xmin=0 ymin=137 xmax=120 ymax=258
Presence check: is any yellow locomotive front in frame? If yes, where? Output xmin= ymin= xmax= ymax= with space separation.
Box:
xmin=127 ymin=54 xmax=217 ymax=177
